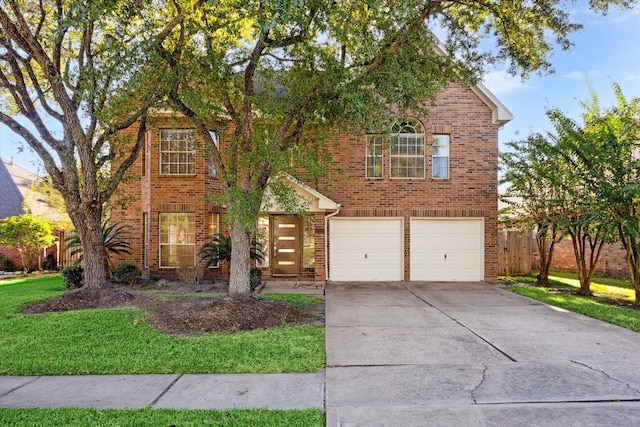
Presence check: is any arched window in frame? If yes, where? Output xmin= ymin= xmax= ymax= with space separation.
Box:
xmin=390 ymin=118 xmax=425 ymax=178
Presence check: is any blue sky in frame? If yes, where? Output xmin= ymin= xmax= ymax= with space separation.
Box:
xmin=1 ymin=2 xmax=639 ymax=174
xmin=484 ymin=3 xmax=640 ymax=149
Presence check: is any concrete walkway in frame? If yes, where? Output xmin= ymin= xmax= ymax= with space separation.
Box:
xmin=0 ymin=373 xmax=324 ymax=410
xmin=325 ymin=282 xmax=640 ymax=426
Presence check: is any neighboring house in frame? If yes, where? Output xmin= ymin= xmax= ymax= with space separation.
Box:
xmin=0 ymin=157 xmax=41 ymax=268
xmin=0 ymin=157 xmax=71 ymax=269
xmin=112 ymin=81 xmax=512 ymax=284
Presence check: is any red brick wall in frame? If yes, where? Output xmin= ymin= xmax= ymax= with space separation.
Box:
xmin=532 ymin=239 xmax=629 ymax=277
xmin=112 ymin=83 xmax=500 ymax=283
xmin=321 ymin=83 xmax=499 ymax=282
xmin=0 ymin=245 xmax=21 ymax=269
xmin=112 ymin=116 xmax=226 ymax=281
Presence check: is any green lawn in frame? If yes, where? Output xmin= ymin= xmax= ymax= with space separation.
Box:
xmin=0 ymin=276 xmax=325 ymax=375
xmin=0 ymin=407 xmax=325 ymax=427
xmin=503 ymin=271 xmax=640 ymax=332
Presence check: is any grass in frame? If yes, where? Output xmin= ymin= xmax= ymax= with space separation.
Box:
xmin=0 ymin=407 xmax=325 ymax=426
xmin=503 ymin=270 xmax=640 ymax=332
xmin=0 ymin=276 xmax=325 ymax=376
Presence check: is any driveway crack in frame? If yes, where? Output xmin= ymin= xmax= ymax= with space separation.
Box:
xmin=571 ymin=359 xmax=640 ymax=394
xmin=470 ymin=363 xmax=488 ymax=404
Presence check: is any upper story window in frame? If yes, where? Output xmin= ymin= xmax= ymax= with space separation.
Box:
xmin=159 ymin=129 xmax=196 ymax=175
xmin=390 ymin=119 xmax=425 ymax=179
xmin=432 ymin=134 xmax=450 ymax=179
xmin=366 ymin=134 xmax=383 ymax=179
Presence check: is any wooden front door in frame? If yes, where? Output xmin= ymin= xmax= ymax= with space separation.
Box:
xmin=272 ymin=216 xmax=302 ymax=276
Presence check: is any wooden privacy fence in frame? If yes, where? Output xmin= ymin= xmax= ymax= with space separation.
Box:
xmin=498 ymin=230 xmax=532 ymax=276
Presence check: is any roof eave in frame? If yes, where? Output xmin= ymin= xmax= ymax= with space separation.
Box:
xmin=470 ymin=82 xmax=514 ymax=126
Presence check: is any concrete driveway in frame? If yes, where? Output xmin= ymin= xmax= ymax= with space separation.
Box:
xmin=325 ymin=282 xmax=640 ymax=426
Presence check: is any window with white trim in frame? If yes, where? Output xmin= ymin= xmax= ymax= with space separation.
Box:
xmin=303 ymin=219 xmax=315 ymax=268
xmin=256 ymin=216 xmax=270 ymax=268
xmin=208 ymin=213 xmax=220 ymax=268
xmin=390 ymin=119 xmax=425 ymax=178
xmin=159 ymin=213 xmax=195 ymax=267
xmin=159 ymin=129 xmax=196 ymax=175
xmin=208 ymin=130 xmax=218 ymax=177
xmin=432 ymin=134 xmax=450 ymax=179
xmin=366 ymin=134 xmax=383 ymax=178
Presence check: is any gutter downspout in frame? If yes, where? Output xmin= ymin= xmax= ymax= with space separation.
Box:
xmin=324 ymin=204 xmax=341 ymax=282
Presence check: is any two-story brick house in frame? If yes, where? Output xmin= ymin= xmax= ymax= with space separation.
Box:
xmin=111 ymin=81 xmax=511 ymax=284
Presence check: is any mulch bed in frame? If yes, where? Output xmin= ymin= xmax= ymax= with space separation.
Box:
xmin=21 ymin=281 xmax=324 ymax=337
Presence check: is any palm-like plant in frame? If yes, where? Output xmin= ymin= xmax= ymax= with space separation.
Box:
xmin=65 ymin=222 xmax=132 ymax=272
xmin=198 ymin=233 xmax=265 ymax=268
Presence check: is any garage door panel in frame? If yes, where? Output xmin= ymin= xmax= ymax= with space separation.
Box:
xmin=410 ymin=219 xmax=484 ymax=281
xmin=330 ymin=218 xmax=403 ymax=281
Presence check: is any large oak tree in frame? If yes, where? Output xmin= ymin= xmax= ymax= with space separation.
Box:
xmin=0 ymin=0 xmax=179 ymax=287
xmin=155 ymin=0 xmax=634 ymax=297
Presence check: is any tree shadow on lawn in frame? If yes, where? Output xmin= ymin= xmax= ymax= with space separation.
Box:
xmin=20 ymin=281 xmax=324 ymax=337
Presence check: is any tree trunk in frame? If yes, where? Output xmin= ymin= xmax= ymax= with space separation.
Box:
xmin=66 ymin=201 xmax=109 ymax=289
xmin=536 ymin=233 xmax=556 ymax=286
xmin=622 ymin=237 xmax=640 ymax=306
xmin=228 ymin=225 xmax=252 ymax=298
xmin=570 ymin=229 xmax=604 ymax=297
xmin=570 ymin=231 xmax=592 ymax=296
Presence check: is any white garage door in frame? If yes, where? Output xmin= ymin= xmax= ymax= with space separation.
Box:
xmin=410 ymin=218 xmax=484 ymax=281
xmin=330 ymin=218 xmax=403 ymax=281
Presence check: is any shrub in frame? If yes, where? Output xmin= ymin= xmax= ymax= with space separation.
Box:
xmin=61 ymin=265 xmax=84 ymax=289
xmin=250 ymin=268 xmax=263 ymax=292
xmin=111 ymin=263 xmax=141 ymax=286
xmin=176 ymin=264 xmax=202 ymax=284
xmin=64 ymin=221 xmax=132 ymax=272
xmin=0 ymin=254 xmax=15 ymax=272
xmin=198 ymin=233 xmax=265 ymax=268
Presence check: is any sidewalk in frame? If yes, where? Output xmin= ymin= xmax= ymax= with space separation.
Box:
xmin=0 ymin=373 xmax=325 ymax=410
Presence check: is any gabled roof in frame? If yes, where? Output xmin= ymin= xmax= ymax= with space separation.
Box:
xmin=0 ymin=157 xmax=72 ymax=227
xmin=0 ymin=157 xmax=37 ymax=219
xmin=430 ymin=39 xmax=513 ymax=126
xmin=261 ymin=172 xmax=339 ymax=213
xmin=470 ymin=81 xmax=513 ymax=126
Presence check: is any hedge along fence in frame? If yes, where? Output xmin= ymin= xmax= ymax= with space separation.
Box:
xmin=498 ymin=230 xmax=532 ymax=276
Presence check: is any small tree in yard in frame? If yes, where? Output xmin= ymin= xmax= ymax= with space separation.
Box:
xmin=155 ymin=0 xmax=632 ymax=297
xmin=0 ymin=214 xmax=56 ymax=272
xmin=551 ymin=83 xmax=640 ymax=303
xmin=500 ymin=134 xmax=565 ymax=286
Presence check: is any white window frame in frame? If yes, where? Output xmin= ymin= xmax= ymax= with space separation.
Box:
xmin=390 ymin=119 xmax=425 ymax=179
xmin=208 ymin=130 xmax=218 ymax=177
xmin=159 ymin=213 xmax=196 ymax=268
xmin=208 ymin=213 xmax=220 ymax=268
xmin=432 ymin=134 xmax=450 ymax=179
xmin=256 ymin=216 xmax=270 ymax=268
xmin=303 ymin=219 xmax=315 ymax=268
xmin=159 ymin=129 xmax=196 ymax=175
xmin=365 ymin=134 xmax=383 ymax=178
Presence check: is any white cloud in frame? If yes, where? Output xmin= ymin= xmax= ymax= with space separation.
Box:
xmin=482 ymin=70 xmax=528 ymax=95
xmin=563 ymin=70 xmax=601 ymax=80
xmin=564 ymin=71 xmax=584 ymax=80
